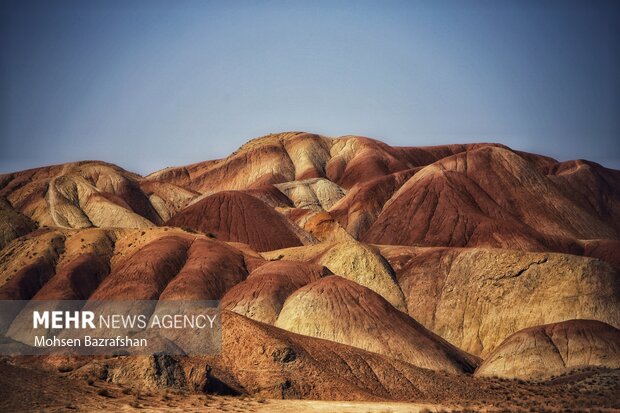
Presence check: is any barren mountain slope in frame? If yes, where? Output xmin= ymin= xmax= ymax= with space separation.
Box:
xmin=148 ymin=134 xmax=620 ymax=268
xmin=364 ymin=146 xmax=618 ymax=251
xmin=139 ymin=180 xmax=200 ymax=222
xmin=158 ymin=238 xmax=250 ymax=301
xmin=546 ymin=160 xmax=620 ymax=234
xmin=0 ymin=227 xmax=259 ymax=304
xmin=145 ymin=133 xmax=509 ymax=192
xmin=329 ymin=168 xmax=418 ymax=239
xmin=0 ymin=229 xmax=66 ymax=300
xmin=262 ymin=241 xmax=407 ymax=311
xmin=146 ymin=133 xmax=327 ymax=192
xmin=275 ymin=178 xmax=346 ymax=211
xmin=63 ymin=311 xmax=494 ymax=403
xmin=194 ymin=312 xmax=494 ymax=402
xmin=1 ymin=132 xmax=620 ymax=410
xmin=3 ymin=134 xmax=619 ymax=266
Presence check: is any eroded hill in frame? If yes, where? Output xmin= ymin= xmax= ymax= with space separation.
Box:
xmin=1 ymin=132 xmax=619 ymax=409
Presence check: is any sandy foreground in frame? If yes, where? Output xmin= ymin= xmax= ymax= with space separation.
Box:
xmin=0 ymin=361 xmax=462 ymax=412
xmin=2 ymin=359 xmax=619 ymax=412
xmin=118 ymin=398 xmax=458 ymax=413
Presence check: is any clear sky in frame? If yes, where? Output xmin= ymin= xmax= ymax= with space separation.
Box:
xmin=1 ymin=0 xmax=619 ymax=174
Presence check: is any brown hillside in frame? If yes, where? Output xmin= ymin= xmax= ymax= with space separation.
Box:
xmin=475 ymin=320 xmax=620 ymax=379
xmin=166 ymin=191 xmax=305 ymax=252
xmin=274 ymin=275 xmax=479 ymax=373
xmin=222 ymin=260 xmax=330 ymax=324
xmin=364 ymin=147 xmax=617 ymax=251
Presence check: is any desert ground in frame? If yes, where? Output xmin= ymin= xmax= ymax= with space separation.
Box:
xmin=1 ymin=360 xmax=619 ymax=412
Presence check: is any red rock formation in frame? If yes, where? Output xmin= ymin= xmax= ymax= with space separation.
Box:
xmin=166 ymin=191 xmax=304 ymax=252
xmin=159 ymin=238 xmax=249 ymax=301
xmin=89 ymin=235 xmax=190 ymax=300
xmin=364 ymin=146 xmax=618 ymax=252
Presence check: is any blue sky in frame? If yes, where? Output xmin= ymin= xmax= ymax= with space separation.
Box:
xmin=1 ymin=0 xmax=619 ymax=174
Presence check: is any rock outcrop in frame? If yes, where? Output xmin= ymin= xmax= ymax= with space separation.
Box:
xmin=379 ymin=245 xmax=620 ymax=356
xmin=275 ymin=178 xmax=346 ymax=211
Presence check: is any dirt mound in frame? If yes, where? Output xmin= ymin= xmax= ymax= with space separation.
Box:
xmin=313 ymin=241 xmax=407 ymax=311
xmin=159 ymin=238 xmax=249 ymax=301
xmin=223 ymin=260 xmax=330 ymax=323
xmin=275 ymin=276 xmax=479 ymax=373
xmin=89 ymin=235 xmax=191 ymax=300
xmin=263 ymin=241 xmax=406 ymax=310
xmin=476 ymin=320 xmax=620 ymax=379
xmin=189 ymin=311 xmax=484 ymax=400
xmin=166 ymin=191 xmax=305 ymax=252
